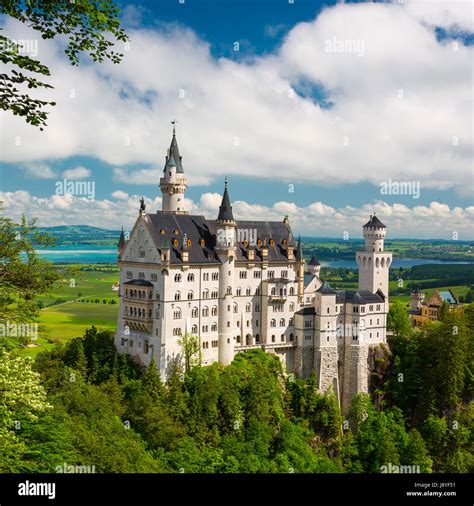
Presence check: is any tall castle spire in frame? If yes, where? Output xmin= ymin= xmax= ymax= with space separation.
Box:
xmin=159 ymin=121 xmax=188 ymax=214
xmin=217 ymin=178 xmax=234 ymax=223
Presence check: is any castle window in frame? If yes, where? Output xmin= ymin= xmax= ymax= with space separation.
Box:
xmin=370 ymin=319 xmax=373 ymax=325
xmin=203 ymin=273 xmax=209 ymax=281
xmin=212 ymin=273 xmax=219 ymax=281
xmin=126 ymin=271 xmax=132 ymax=279
xmin=271 ymin=335 xmax=275 ymax=342
xmin=270 ymin=319 xmax=276 ymax=328
xmin=175 ymin=292 xmax=181 ymax=301
xmin=377 ymin=332 xmax=379 ymax=338
xmin=256 ymin=320 xmax=259 ymax=326
xmin=139 ymin=248 xmax=145 ymax=258
xmin=289 ymin=318 xmax=294 ymax=326
xmin=202 ymin=306 xmax=209 ymax=317
xmin=233 ymin=303 xmax=238 ymax=313
xmin=256 ymin=287 xmax=261 ymax=295
xmin=327 ymin=336 xmax=330 ymax=342
xmin=212 ymin=306 xmax=218 ymax=316
xmin=144 ymin=340 xmax=149 ymax=354
xmin=377 ymin=318 xmax=379 ymax=325
xmin=192 ymin=307 xmax=198 ymax=318
xmin=289 ymin=287 xmax=294 ymax=295
xmin=268 ymin=271 xmax=274 ymax=278
xmin=254 ymin=271 xmax=261 ymax=278
xmin=129 ymin=340 xmax=134 ymax=347
xmin=305 ymin=320 xmax=312 ymax=328
xmin=281 ymin=334 xmax=285 ymax=342
xmin=327 ymin=307 xmax=330 ymax=314
xmin=246 ymin=303 xmax=251 ymax=312
xmin=187 ymin=291 xmax=194 ymax=300
xmin=246 ymin=320 xmax=250 ymax=327
xmin=227 ymin=321 xmax=230 ymax=328
xmin=202 ymin=289 xmax=209 ymax=299
xmin=151 ymin=273 xmax=158 ymax=282
xmin=174 ymin=273 xmax=182 ymax=282
xmin=174 ymin=309 xmax=182 ymax=319
xmin=188 ymin=273 xmax=194 ymax=282
xmin=280 ymin=318 xmax=285 ymax=327
xmin=239 ymin=271 xmax=247 ymax=279
xmin=271 ymin=287 xmax=276 ymax=295
xmin=246 ymin=287 xmax=251 ymax=295
xmin=353 ymin=306 xmax=359 ymax=313
xmin=289 ymin=302 xmax=294 ymax=311
xmin=202 ymin=325 xmax=208 ymax=333
xmin=369 ymin=305 xmax=374 ymax=311
xmin=227 ymin=286 xmax=232 ymax=295
xmin=281 ymin=270 xmax=288 ymax=278
xmin=305 ymin=335 xmax=311 ymax=341
xmin=211 ymin=323 xmax=217 ymax=332
xmin=376 ymin=304 xmax=381 ymax=311
xmin=138 ymin=272 xmax=145 ymax=279
xmin=361 ymin=306 xmax=365 ymax=313
xmin=192 ymin=324 xmax=198 ymax=333
xmin=289 ymin=333 xmax=294 ymax=342
xmin=255 ymin=334 xmax=260 ymax=343
xmin=236 ymin=288 xmax=242 ymax=296
xmin=255 ymin=303 xmax=260 ymax=312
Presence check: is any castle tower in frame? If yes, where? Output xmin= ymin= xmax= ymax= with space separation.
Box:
xmin=295 ymin=236 xmax=305 ymax=302
xmin=410 ymin=289 xmax=425 ymax=312
xmin=215 ymin=179 xmax=236 ymax=366
xmin=307 ymin=255 xmax=321 ymax=278
xmin=356 ymin=215 xmax=392 ymax=298
xmin=117 ymin=226 xmax=126 ymax=260
xmin=159 ymin=122 xmax=188 ymax=214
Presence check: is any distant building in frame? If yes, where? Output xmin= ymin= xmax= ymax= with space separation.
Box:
xmin=114 ymin=125 xmax=392 ymax=412
xmin=410 ymin=288 xmax=459 ymax=327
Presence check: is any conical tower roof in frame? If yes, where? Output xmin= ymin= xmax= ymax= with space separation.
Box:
xmin=163 ymin=123 xmax=184 ymax=173
xmin=217 ymin=179 xmax=234 ymax=222
xmin=296 ymin=235 xmax=303 ymax=261
xmin=118 ymin=227 xmax=125 ymax=249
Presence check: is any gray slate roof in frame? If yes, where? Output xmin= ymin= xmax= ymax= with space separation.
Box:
xmin=146 ymin=213 xmax=296 ymax=265
xmin=335 ymin=289 xmax=385 ymax=304
xmin=163 ymin=133 xmax=184 ymax=173
xmin=364 ymin=215 xmax=386 ymax=228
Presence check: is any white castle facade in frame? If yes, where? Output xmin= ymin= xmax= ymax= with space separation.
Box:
xmin=114 ymin=127 xmax=392 ymax=411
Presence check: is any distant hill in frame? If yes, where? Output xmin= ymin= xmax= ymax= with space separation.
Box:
xmin=36 ymin=225 xmax=120 ymax=246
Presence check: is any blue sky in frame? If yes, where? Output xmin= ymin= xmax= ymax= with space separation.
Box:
xmin=0 ymin=0 xmax=473 ymax=238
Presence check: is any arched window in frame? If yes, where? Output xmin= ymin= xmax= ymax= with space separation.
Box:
xmin=188 ymin=273 xmax=194 ymax=282
xmin=202 ymin=289 xmax=209 ymax=299
xmin=289 ymin=333 xmax=294 ymax=341
xmin=211 ymin=323 xmax=217 ymax=332
xmin=246 ymin=302 xmax=251 ymax=312
xmin=227 ymin=286 xmax=232 ymax=295
xmin=187 ymin=291 xmax=194 ymax=300
xmin=280 ymin=318 xmax=285 ymax=327
xmin=375 ymin=258 xmax=380 ymax=268
xmin=174 ymin=309 xmax=181 ymax=319
xmin=175 ymin=291 xmax=181 ymax=301
xmin=246 ymin=334 xmax=252 ymax=345
xmin=236 ymin=287 xmax=242 ymax=296
xmin=270 ymin=319 xmax=276 ymax=328
xmin=289 ymin=302 xmax=294 ymax=311
xmin=144 ymin=340 xmax=149 ymax=354
xmin=211 ymin=306 xmax=218 ymax=316
xmin=233 ymin=303 xmax=238 ymax=313
xmin=203 ymin=306 xmax=209 ymax=317
xmin=255 ymin=303 xmax=260 ymax=312
xmin=289 ymin=286 xmax=295 ymax=295
xmin=174 ymin=273 xmax=182 ymax=282
xmin=381 ymin=257 xmax=385 ymax=268
xmin=246 ymin=287 xmax=251 ymax=295
xmin=191 ymin=307 xmax=198 ymax=318
xmin=271 ymin=287 xmax=276 ymax=295
xmin=191 ymin=324 xmax=198 ymax=334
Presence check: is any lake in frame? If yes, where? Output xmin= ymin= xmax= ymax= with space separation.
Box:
xmin=35 ymin=245 xmax=472 ymax=268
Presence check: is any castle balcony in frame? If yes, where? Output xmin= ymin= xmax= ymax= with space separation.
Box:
xmin=269 ymin=295 xmax=287 ymax=303
xmin=123 ymin=317 xmax=153 ymax=333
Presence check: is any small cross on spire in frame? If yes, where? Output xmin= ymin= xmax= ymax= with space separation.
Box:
xmin=224 ymin=176 xmax=228 ymax=189
xmin=171 ymin=119 xmax=177 ymax=135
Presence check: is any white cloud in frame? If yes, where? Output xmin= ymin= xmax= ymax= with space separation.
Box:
xmin=20 ymin=163 xmax=56 ymax=179
xmin=111 ymin=190 xmax=129 ymax=200
xmin=0 ymin=1 xmax=472 ymax=199
xmin=61 ymin=166 xmax=91 ymax=179
xmin=1 ymin=190 xmax=472 ymax=240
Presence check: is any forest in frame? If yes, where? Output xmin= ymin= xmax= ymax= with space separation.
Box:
xmin=0 ymin=301 xmax=472 ymax=473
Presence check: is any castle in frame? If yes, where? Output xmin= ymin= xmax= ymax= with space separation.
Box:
xmin=114 ymin=126 xmax=392 ymax=411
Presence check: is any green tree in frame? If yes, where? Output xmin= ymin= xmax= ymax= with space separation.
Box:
xmin=387 ymin=299 xmax=412 ymax=338
xmin=177 ymin=332 xmax=202 ymax=373
xmin=0 ymin=0 xmax=128 ymax=129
